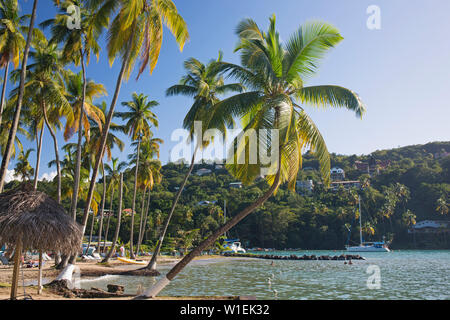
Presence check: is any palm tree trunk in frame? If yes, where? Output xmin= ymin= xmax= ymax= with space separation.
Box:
xmin=146 ymin=144 xmax=199 ymax=271
xmin=102 ymin=173 xmax=123 ymax=263
xmin=129 ymin=135 xmax=142 ymax=259
xmin=70 ymin=50 xmax=87 ymax=220
xmin=33 ymin=125 xmax=44 ymax=190
xmin=0 ymin=62 xmax=10 ymax=128
xmin=0 ymin=0 xmax=38 ymax=192
xmin=136 ymin=186 xmax=147 ymax=256
xmin=80 ymin=29 xmax=134 ymax=238
xmin=86 ymin=211 xmax=95 ymax=256
xmin=138 ymin=165 xmax=282 ymax=298
xmin=103 ymin=186 xmax=114 ymax=253
xmin=97 ymin=164 xmax=107 ymax=253
xmin=137 ymin=189 xmax=151 ymax=255
xmin=42 ymin=102 xmax=61 ymax=203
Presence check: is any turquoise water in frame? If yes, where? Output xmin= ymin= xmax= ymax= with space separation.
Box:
xmin=80 ymin=250 xmax=449 ymax=300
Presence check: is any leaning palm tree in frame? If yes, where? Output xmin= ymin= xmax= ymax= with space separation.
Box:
xmin=116 ymin=92 xmax=158 ymax=258
xmin=0 ymin=0 xmax=38 ymax=193
xmin=0 ymin=0 xmax=27 ymax=128
xmin=138 ymin=15 xmax=365 ymax=298
xmin=42 ymin=0 xmax=110 ymax=221
xmin=80 ymin=0 xmax=189 ymax=239
xmin=144 ymin=53 xmax=243 ymax=273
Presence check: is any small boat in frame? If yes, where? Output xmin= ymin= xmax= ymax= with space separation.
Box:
xmin=346 ymin=196 xmax=390 ymax=252
xmin=222 ymin=239 xmax=246 ymax=254
xmin=117 ymin=257 xmax=148 ymax=265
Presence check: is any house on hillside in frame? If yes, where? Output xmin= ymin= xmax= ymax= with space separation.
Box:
xmin=330 ymin=167 xmax=345 ymax=181
xmin=408 ymin=220 xmax=450 ymax=234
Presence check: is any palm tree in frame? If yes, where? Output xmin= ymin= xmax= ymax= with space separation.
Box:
xmin=0 ymin=0 xmax=27 ymax=128
xmin=13 ymin=148 xmax=34 ymax=181
xmin=86 ymin=103 xmax=125 ymax=253
xmin=19 ymin=36 xmax=72 ymax=203
xmin=144 ymin=53 xmax=243 ymax=272
xmin=116 ymin=92 xmax=158 ymax=258
xmin=138 ymin=15 xmax=365 ymax=297
xmin=80 ymin=0 xmax=189 ymax=241
xmin=103 ymin=157 xmax=128 ymax=252
xmin=0 ymin=0 xmax=38 ymax=193
xmin=133 ymin=137 xmax=163 ymax=255
xmin=43 ymin=0 xmax=110 ymax=220
xmin=102 ymin=172 xmax=123 ymax=263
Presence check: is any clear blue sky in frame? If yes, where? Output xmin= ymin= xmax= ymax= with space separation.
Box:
xmin=7 ymin=0 xmax=450 ymax=180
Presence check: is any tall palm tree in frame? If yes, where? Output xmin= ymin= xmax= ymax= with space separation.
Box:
xmin=13 ymin=148 xmax=34 ymax=181
xmin=144 ymin=53 xmax=243 ymax=272
xmin=102 ymin=172 xmax=123 ymax=263
xmin=86 ymin=103 xmax=125 ymax=252
xmin=0 ymin=0 xmax=38 ymax=193
xmin=132 ymin=136 xmax=163 ymax=255
xmin=19 ymin=36 xmax=72 ymax=203
xmin=0 ymin=0 xmax=27 ymax=128
xmin=43 ymin=0 xmax=110 ymax=220
xmin=436 ymin=196 xmax=448 ymax=216
xmin=103 ymin=157 xmax=128 ymax=252
xmin=138 ymin=15 xmax=365 ymax=297
xmin=116 ymin=92 xmax=158 ymax=258
xmin=80 ymin=0 xmax=189 ymax=241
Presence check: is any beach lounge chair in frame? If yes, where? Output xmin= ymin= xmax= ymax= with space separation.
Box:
xmin=0 ymin=255 xmax=10 ymax=265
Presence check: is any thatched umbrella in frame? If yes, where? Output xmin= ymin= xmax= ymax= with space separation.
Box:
xmin=0 ymin=183 xmax=82 ymax=299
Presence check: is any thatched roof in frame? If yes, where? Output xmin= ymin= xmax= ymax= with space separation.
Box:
xmin=0 ymin=183 xmax=82 ymax=254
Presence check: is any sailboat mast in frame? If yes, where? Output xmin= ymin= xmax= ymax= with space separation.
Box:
xmin=358 ymin=195 xmax=363 ymax=246
xmin=223 ymin=199 xmax=227 ymax=238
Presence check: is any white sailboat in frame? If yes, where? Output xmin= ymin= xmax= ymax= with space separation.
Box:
xmin=346 ymin=196 xmax=390 ymax=252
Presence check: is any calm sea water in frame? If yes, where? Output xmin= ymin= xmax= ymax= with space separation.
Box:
xmin=80 ymin=250 xmax=449 ymax=300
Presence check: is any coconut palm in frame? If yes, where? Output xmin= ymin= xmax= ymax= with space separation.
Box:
xmin=139 ymin=15 xmax=365 ymax=297
xmin=144 ymin=53 xmax=244 ymax=272
xmin=13 ymin=148 xmax=34 ymax=181
xmin=103 ymin=157 xmax=128 ymax=252
xmin=133 ymin=137 xmax=163 ymax=255
xmin=17 ymin=36 xmax=72 ymax=203
xmin=0 ymin=99 xmax=24 ymax=162
xmin=42 ymin=0 xmax=110 ymax=220
xmin=85 ymin=103 xmax=125 ymax=252
xmin=0 ymin=0 xmax=27 ymax=128
xmin=116 ymin=92 xmax=158 ymax=258
xmin=0 ymin=0 xmax=37 ymax=193
xmin=80 ymin=0 xmax=189 ymax=240
xmin=102 ymin=172 xmax=123 ymax=263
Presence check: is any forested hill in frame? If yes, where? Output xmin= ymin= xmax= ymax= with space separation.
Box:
xmin=7 ymin=141 xmax=449 ymax=251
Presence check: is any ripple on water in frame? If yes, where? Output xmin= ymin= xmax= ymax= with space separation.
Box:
xmin=79 ymin=250 xmax=450 ymax=299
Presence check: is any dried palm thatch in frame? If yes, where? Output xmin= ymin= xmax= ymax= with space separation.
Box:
xmin=0 ymin=183 xmax=82 ymax=255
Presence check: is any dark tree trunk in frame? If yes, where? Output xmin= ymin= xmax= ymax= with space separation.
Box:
xmin=33 ymin=125 xmax=44 ymax=190
xmin=103 ymin=186 xmax=114 ymax=253
xmin=136 ymin=186 xmax=147 ymax=256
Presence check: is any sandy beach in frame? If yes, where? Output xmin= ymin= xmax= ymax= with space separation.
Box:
xmin=0 ymin=255 xmax=241 ymax=300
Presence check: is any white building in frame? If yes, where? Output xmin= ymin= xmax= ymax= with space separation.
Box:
xmin=408 ymin=220 xmax=449 ymax=233
xmin=195 ymin=168 xmax=212 ymax=176
xmin=296 ymin=180 xmax=314 ymax=193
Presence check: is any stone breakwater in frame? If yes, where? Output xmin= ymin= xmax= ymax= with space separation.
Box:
xmin=223 ymin=253 xmax=365 ymax=261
